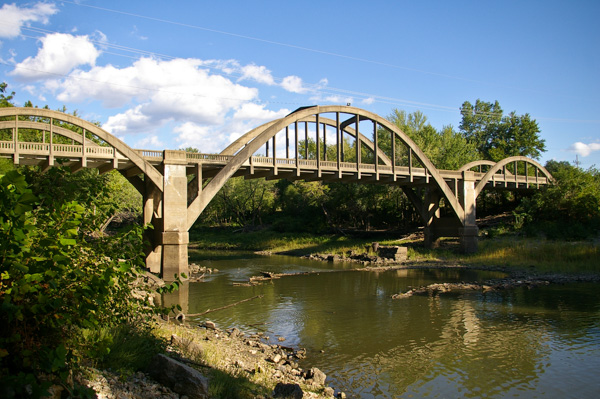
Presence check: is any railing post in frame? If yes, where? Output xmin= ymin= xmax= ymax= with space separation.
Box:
xmin=336 ymin=112 xmax=341 ymax=178
xmin=373 ymin=121 xmax=378 ymax=180
xmin=355 ymin=115 xmax=360 ymax=178
xmin=295 ymin=121 xmax=300 ymax=177
xmin=316 ymin=114 xmax=321 ymax=176
xmin=391 ymin=130 xmax=396 ymax=181
xmin=48 ymin=117 xmax=54 ymax=168
xmin=323 ymin=123 xmax=327 ymax=162
xmin=272 ymin=130 xmax=277 ymax=176
xmin=13 ymin=115 xmax=19 ymax=165
xmin=81 ymin=128 xmax=87 ymax=168
xmin=408 ymin=148 xmax=413 ymax=182
xmin=285 ymin=126 xmax=289 ymax=159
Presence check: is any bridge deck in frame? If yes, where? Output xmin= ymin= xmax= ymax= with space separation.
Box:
xmin=0 ymin=141 xmax=549 ymax=190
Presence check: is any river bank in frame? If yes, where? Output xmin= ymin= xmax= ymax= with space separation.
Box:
xmin=77 ymin=319 xmax=341 ymax=399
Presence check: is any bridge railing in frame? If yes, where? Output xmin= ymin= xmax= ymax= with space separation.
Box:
xmin=0 ymin=140 xmax=121 ymax=158
xmin=187 ymin=153 xmax=234 ymax=162
xmin=136 ymin=149 xmax=163 ymax=159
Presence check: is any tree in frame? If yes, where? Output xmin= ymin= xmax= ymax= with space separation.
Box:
xmin=516 ymin=161 xmax=600 ymax=239
xmin=459 ymin=99 xmax=546 ymax=161
xmin=0 ymin=82 xmax=14 ymax=108
xmin=203 ymin=177 xmax=277 ymax=227
xmin=386 ymin=109 xmax=478 ymax=169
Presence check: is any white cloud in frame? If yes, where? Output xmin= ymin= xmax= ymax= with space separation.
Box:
xmin=239 ymin=64 xmax=275 ymax=85
xmin=362 ymin=97 xmax=375 ymax=105
xmin=174 ymin=122 xmax=224 ymax=153
xmin=103 ymin=105 xmax=151 ymax=135
xmin=0 ymin=2 xmax=58 ymax=39
xmin=568 ymin=142 xmax=600 ymax=157
xmin=232 ymin=102 xmax=288 ymax=122
xmin=59 ymin=57 xmax=258 ymax=132
xmin=10 ymin=33 xmax=100 ymax=81
xmin=135 ymin=135 xmax=164 ymax=149
xmin=281 ymin=75 xmax=306 ymax=93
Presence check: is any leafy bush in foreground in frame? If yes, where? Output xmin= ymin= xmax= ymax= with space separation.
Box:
xmin=0 ymin=170 xmax=161 ymax=398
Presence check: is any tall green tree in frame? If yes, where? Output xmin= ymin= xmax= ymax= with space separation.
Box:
xmin=203 ymin=177 xmax=277 ymax=227
xmin=459 ymin=99 xmax=546 ymax=161
xmin=0 ymin=82 xmax=14 ymax=108
xmin=385 ymin=109 xmax=478 ymax=169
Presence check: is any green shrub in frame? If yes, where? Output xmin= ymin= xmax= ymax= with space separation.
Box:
xmin=516 ymin=161 xmax=600 ymax=239
xmin=0 ymin=170 xmax=160 ymax=398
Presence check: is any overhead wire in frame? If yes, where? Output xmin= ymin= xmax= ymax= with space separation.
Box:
xmin=2 ymin=11 xmax=598 ymax=123
xmin=5 ymin=24 xmax=463 ymax=113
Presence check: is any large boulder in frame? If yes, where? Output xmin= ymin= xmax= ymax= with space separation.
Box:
xmin=147 ymin=354 xmax=209 ymax=399
xmin=273 ymin=382 xmax=304 ymax=399
xmin=305 ymin=367 xmax=327 ymax=385
xmin=378 ymin=246 xmax=407 ymax=262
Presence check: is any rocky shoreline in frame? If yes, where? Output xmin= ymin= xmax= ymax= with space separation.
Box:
xmin=78 ymin=319 xmax=344 ymax=399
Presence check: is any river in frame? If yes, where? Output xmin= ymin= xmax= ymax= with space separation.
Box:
xmin=167 ymin=250 xmax=600 ymax=398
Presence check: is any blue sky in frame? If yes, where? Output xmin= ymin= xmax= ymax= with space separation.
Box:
xmin=1 ymin=0 xmax=599 ymax=167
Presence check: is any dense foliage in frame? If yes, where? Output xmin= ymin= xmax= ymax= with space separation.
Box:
xmin=459 ymin=99 xmax=546 ymax=161
xmin=0 ymin=169 xmax=161 ymax=398
xmin=517 ymin=161 xmax=600 ymax=239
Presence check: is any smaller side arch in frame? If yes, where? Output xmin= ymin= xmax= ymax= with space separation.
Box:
xmin=474 ymin=156 xmax=553 ymax=197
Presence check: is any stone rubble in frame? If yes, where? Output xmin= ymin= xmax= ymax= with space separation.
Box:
xmin=76 ymin=319 xmax=341 ymax=399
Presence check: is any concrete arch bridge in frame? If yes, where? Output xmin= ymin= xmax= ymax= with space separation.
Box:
xmin=0 ymin=106 xmax=553 ymax=281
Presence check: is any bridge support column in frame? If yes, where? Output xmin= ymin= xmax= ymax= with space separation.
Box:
xmin=459 ymin=171 xmax=479 ymax=253
xmin=144 ymin=178 xmax=163 ymax=274
xmin=160 ymin=150 xmax=190 ymax=281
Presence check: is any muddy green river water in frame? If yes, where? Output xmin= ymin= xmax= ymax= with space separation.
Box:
xmin=168 ymin=251 xmax=600 ymax=398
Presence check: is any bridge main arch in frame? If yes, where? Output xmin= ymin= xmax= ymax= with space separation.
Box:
xmin=187 ymin=105 xmax=466 ymax=230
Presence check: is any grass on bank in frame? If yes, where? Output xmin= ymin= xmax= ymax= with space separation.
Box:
xmin=77 ymin=322 xmax=276 ymax=399
xmin=460 ymin=238 xmax=600 ymax=274
xmin=191 ymin=227 xmax=600 ymax=275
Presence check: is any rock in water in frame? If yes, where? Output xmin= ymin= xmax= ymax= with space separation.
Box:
xmin=305 ymin=367 xmax=327 ymax=385
xmin=202 ymin=320 xmax=216 ymax=330
xmin=147 ymin=354 xmax=209 ymax=399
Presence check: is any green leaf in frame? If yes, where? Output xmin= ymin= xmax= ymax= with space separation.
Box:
xmin=59 ymin=238 xmax=76 ymax=246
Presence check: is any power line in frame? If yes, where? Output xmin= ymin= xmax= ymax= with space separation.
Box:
xmin=58 ymin=0 xmax=487 ymax=85
xmin=4 ymin=18 xmax=599 ymax=124
xmin=2 ymin=29 xmax=465 ymax=113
